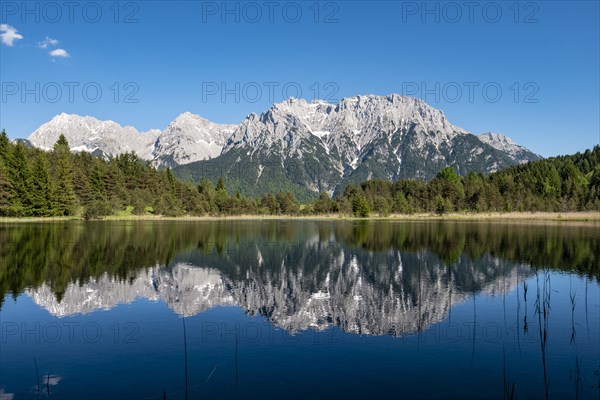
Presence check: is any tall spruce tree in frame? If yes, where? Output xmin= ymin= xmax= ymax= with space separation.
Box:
xmin=352 ymin=192 xmax=370 ymax=217
xmin=0 ymin=157 xmax=13 ymax=216
xmin=90 ymin=162 xmax=107 ymax=200
xmin=0 ymin=129 xmax=10 ymax=161
xmin=10 ymin=143 xmax=34 ymax=216
xmin=52 ymin=135 xmax=77 ymax=216
xmin=31 ymin=152 xmax=55 ymax=216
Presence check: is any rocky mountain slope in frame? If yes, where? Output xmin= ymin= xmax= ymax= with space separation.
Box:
xmin=25 ymin=95 xmax=541 ymax=198
xmin=478 ymin=132 xmax=540 ymax=164
xmin=152 ymin=112 xmax=237 ymax=168
xmin=28 ymin=113 xmax=160 ymax=160
xmin=174 ymin=95 xmax=541 ymax=198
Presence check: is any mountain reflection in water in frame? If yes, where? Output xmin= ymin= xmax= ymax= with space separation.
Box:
xmin=1 ymin=220 xmax=597 ymax=337
xmin=1 ymin=220 xmax=599 ymax=400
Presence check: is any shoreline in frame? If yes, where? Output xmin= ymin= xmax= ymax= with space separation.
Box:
xmin=1 ymin=211 xmax=599 ymax=223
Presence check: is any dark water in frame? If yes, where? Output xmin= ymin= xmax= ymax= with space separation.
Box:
xmin=0 ymin=220 xmax=599 ymax=399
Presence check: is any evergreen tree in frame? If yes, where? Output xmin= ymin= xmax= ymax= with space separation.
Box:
xmin=261 ymin=193 xmax=279 ymax=214
xmin=104 ymin=160 xmax=127 ymax=209
xmin=435 ymin=195 xmax=448 ymax=215
xmin=433 ymin=167 xmax=464 ymax=209
xmin=31 ymin=152 xmax=55 ymax=216
xmin=197 ymin=178 xmax=216 ymax=213
xmin=352 ymin=193 xmax=370 ymax=217
xmin=90 ymin=162 xmax=107 ymax=201
xmin=0 ymin=158 xmax=13 ymax=216
xmin=216 ymin=177 xmax=226 ymax=191
xmin=10 ymin=143 xmax=34 ymax=216
xmin=214 ymin=177 xmax=229 ymax=212
xmin=373 ymin=195 xmax=391 ymax=216
xmin=52 ymin=135 xmax=77 ymax=216
xmin=0 ymin=129 xmax=10 ymax=161
xmin=314 ymin=192 xmax=336 ymax=214
xmin=276 ymin=192 xmax=300 ymax=214
xmin=393 ymin=192 xmax=411 ymax=214
xmin=71 ymin=153 xmax=94 ymax=204
xmin=165 ymin=168 xmax=177 ymax=197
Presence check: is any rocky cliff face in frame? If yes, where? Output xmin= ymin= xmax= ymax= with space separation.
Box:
xmin=26 ymin=95 xmax=540 ymax=198
xmin=28 ymin=113 xmax=160 ymax=160
xmin=478 ymin=132 xmax=541 ymax=164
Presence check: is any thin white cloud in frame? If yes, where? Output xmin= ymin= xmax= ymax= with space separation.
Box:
xmin=0 ymin=24 xmax=24 ymax=46
xmin=38 ymin=37 xmax=59 ymax=49
xmin=49 ymin=48 xmax=70 ymax=58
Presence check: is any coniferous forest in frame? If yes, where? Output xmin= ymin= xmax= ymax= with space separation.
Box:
xmin=1 ymin=130 xmax=599 ymax=219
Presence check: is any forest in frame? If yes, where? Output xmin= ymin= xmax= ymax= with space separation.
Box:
xmin=1 ymin=129 xmax=599 ymax=218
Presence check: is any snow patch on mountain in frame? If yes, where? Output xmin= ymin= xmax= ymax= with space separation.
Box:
xmin=28 ymin=113 xmax=159 ymax=160
xmin=478 ymin=132 xmax=541 ymax=163
xmin=25 ymin=96 xmax=540 ymax=179
xmin=152 ymin=112 xmax=237 ymax=168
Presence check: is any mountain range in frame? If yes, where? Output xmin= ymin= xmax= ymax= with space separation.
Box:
xmin=25 ymin=94 xmax=541 ymax=199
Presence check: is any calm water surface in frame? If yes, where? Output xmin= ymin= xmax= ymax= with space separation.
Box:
xmin=0 ymin=220 xmax=599 ymax=399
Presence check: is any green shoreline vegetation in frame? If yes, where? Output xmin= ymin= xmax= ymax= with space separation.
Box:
xmin=1 ymin=130 xmax=599 ymax=220
xmin=1 ymin=212 xmax=600 ymax=223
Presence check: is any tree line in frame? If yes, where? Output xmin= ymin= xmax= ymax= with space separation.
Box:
xmin=1 ymin=130 xmax=598 ymax=218
xmin=321 ymin=145 xmax=600 ymax=216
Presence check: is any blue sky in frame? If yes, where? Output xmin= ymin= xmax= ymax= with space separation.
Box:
xmin=1 ymin=0 xmax=598 ymax=157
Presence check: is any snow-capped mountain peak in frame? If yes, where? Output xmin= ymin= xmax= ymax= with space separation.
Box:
xmin=28 ymin=113 xmax=159 ymax=160
xmin=478 ymin=132 xmax=541 ymax=164
xmin=25 ymin=95 xmax=541 ymax=196
xmin=152 ymin=112 xmax=237 ymax=168
xmin=479 ymin=132 xmax=516 ymax=146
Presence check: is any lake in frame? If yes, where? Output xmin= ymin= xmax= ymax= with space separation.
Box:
xmin=0 ymin=220 xmax=599 ymax=399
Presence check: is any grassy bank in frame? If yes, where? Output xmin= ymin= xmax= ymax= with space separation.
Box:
xmin=1 ymin=211 xmax=599 ymax=223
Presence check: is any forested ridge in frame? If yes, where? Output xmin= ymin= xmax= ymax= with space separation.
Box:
xmin=0 ymin=130 xmax=598 ymax=218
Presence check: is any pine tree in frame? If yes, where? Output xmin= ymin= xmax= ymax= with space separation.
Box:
xmin=10 ymin=143 xmax=34 ymax=216
xmin=394 ymin=192 xmax=411 ymax=214
xmin=104 ymin=160 xmax=127 ymax=209
xmin=214 ymin=177 xmax=229 ymax=212
xmin=197 ymin=178 xmax=216 ymax=212
xmin=216 ymin=177 xmax=226 ymax=191
xmin=0 ymin=129 xmax=10 ymax=161
xmin=434 ymin=167 xmax=464 ymax=209
xmin=314 ymin=192 xmax=335 ymax=214
xmin=31 ymin=152 xmax=55 ymax=216
xmin=90 ymin=162 xmax=107 ymax=201
xmin=52 ymin=135 xmax=77 ymax=216
xmin=71 ymin=153 xmax=94 ymax=204
xmin=0 ymin=157 xmax=13 ymax=216
xmin=352 ymin=193 xmax=370 ymax=217
xmin=166 ymin=168 xmax=177 ymax=197
xmin=276 ymin=192 xmax=300 ymax=214
xmin=435 ymin=195 xmax=448 ymax=215
xmin=261 ymin=193 xmax=279 ymax=214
